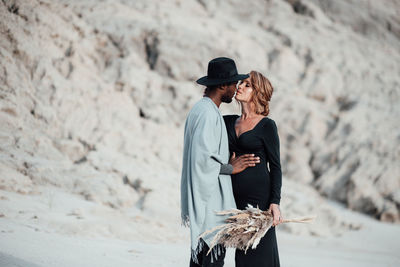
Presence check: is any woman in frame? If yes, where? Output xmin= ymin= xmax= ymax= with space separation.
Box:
xmin=223 ymin=71 xmax=283 ymax=267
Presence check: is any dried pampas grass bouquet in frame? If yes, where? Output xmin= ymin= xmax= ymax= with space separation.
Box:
xmin=199 ymin=204 xmax=316 ymax=254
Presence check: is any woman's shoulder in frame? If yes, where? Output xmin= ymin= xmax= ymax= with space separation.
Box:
xmin=261 ymin=117 xmax=278 ymax=131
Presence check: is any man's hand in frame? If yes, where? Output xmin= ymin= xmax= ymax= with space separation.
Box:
xmin=229 ymin=152 xmax=260 ymax=174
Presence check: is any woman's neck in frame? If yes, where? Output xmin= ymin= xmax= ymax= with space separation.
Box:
xmin=240 ymin=102 xmax=258 ymax=119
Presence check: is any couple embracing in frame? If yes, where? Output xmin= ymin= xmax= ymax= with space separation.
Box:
xmin=181 ymin=57 xmax=283 ymax=267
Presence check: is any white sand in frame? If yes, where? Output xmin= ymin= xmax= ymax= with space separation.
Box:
xmin=1 ymin=217 xmax=399 ymax=267
xmin=1 ymin=189 xmax=399 ymax=267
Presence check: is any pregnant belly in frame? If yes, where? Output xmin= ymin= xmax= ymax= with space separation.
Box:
xmin=231 ymin=163 xmax=271 ymax=210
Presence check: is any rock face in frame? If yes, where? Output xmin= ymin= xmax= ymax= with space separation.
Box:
xmin=0 ymin=0 xmax=399 ymax=239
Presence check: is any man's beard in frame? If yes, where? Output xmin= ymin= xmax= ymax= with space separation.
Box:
xmin=221 ymin=93 xmax=233 ymax=103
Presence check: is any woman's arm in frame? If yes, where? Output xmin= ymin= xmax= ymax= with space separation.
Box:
xmin=263 ymin=119 xmax=283 ymax=226
xmin=262 ymin=119 xmax=282 ymax=205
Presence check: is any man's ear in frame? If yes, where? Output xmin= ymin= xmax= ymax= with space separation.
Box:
xmin=218 ymin=84 xmax=227 ymax=91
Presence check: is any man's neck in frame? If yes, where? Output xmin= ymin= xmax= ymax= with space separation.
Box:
xmin=204 ymin=94 xmax=222 ymax=108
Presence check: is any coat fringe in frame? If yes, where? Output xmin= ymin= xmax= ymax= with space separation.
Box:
xmin=190 ymin=238 xmax=225 ymax=264
xmin=182 ymin=216 xmax=225 ymax=263
xmin=181 ymin=214 xmax=190 ymax=227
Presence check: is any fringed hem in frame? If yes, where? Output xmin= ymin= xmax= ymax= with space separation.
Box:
xmin=181 ymin=214 xmax=190 ymax=227
xmin=190 ymin=238 xmax=225 ymax=264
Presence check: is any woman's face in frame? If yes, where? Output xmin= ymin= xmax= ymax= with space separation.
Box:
xmin=235 ymin=78 xmax=253 ymax=102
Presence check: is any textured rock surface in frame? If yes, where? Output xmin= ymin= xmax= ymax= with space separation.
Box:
xmin=0 ymin=0 xmax=399 ymax=242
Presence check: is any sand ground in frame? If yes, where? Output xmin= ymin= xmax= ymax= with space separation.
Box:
xmin=1 ymin=194 xmax=399 ymax=267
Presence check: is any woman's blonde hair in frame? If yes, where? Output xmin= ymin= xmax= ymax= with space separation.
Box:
xmin=249 ymin=70 xmax=274 ymax=116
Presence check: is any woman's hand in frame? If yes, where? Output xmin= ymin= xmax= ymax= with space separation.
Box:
xmin=269 ymin=203 xmax=283 ymax=227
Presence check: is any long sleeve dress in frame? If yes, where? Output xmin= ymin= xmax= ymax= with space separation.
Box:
xmin=223 ymin=115 xmax=282 ymax=267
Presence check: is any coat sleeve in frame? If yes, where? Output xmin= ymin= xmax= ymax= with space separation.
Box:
xmin=262 ymin=119 xmax=282 ymax=205
xmin=190 ymin=110 xmax=223 ymax=203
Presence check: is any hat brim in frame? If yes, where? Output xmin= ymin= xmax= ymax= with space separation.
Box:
xmin=196 ymin=74 xmax=249 ymax=86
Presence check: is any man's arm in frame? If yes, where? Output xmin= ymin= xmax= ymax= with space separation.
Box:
xmin=220 ymin=163 xmax=233 ymax=174
xmin=219 ymin=153 xmax=261 ymax=175
xmin=188 ymin=110 xmax=225 ymax=202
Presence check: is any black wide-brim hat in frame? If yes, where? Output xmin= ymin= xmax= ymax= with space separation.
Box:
xmin=196 ymin=57 xmax=249 ymax=86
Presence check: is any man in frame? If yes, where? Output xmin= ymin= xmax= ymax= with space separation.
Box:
xmin=181 ymin=57 xmax=260 ymax=267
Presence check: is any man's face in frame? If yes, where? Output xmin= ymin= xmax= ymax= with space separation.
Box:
xmin=221 ymin=82 xmax=237 ymax=103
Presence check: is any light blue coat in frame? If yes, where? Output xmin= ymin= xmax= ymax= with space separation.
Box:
xmin=180 ymin=97 xmax=237 ymax=263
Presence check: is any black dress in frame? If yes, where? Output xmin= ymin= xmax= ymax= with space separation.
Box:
xmin=223 ymin=115 xmax=282 ymax=267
